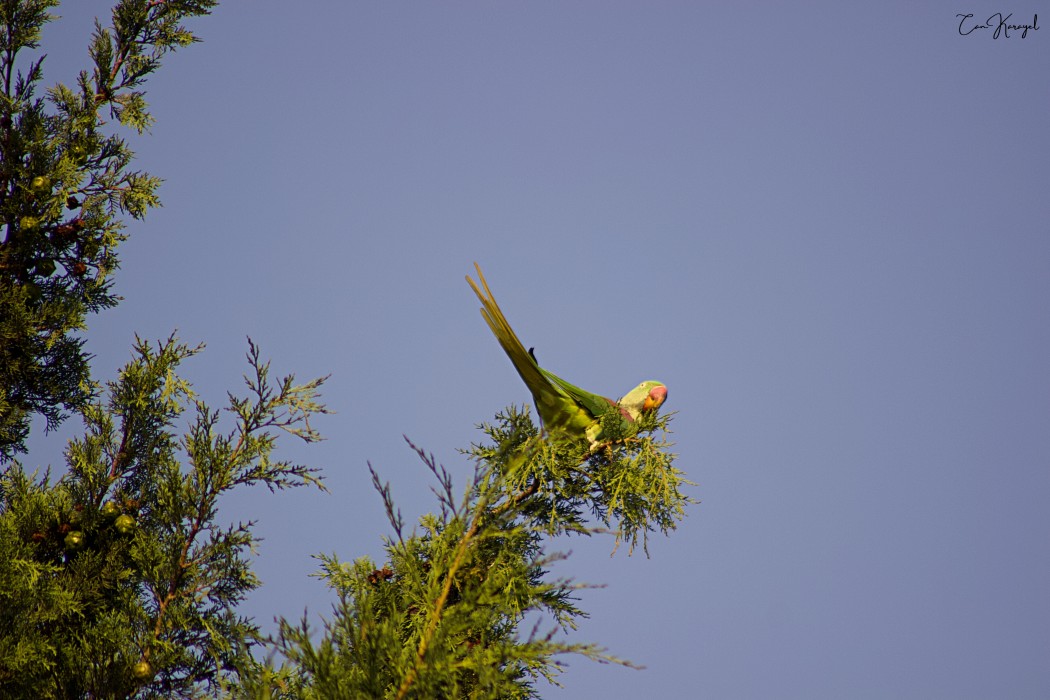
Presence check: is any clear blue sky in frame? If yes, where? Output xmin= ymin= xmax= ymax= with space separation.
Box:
xmin=25 ymin=2 xmax=1050 ymax=698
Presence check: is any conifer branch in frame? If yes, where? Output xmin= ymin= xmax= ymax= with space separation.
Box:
xmin=395 ymin=470 xmax=492 ymax=699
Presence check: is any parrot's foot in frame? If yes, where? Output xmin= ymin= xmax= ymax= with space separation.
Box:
xmin=583 ymin=435 xmax=646 ymax=462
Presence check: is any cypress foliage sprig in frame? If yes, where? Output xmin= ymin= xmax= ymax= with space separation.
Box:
xmin=0 ymin=0 xmax=218 ymax=458
xmin=271 ymin=410 xmax=688 ymax=699
xmin=0 ymin=335 xmax=328 ymax=698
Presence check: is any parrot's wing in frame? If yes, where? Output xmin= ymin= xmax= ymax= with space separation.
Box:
xmin=539 ymin=367 xmax=620 ymax=419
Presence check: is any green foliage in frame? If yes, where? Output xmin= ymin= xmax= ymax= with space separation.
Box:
xmin=0 ymin=336 xmax=328 ymax=698
xmin=270 ymin=409 xmax=690 ymax=699
xmin=477 ymin=406 xmax=691 ymax=555
xmin=0 ymin=0 xmax=218 ymax=458
xmin=1 ymin=7 xmax=695 ymax=700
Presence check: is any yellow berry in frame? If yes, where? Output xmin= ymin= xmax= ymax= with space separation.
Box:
xmin=115 ymin=514 xmax=136 ymax=534
xmin=132 ymin=659 xmax=152 ymax=680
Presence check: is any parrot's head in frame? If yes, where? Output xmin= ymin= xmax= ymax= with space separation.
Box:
xmin=642 ymin=383 xmax=668 ymax=412
xmin=618 ymin=381 xmax=668 ymax=419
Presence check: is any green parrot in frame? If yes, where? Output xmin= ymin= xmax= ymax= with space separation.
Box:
xmin=467 ymin=263 xmax=667 ymax=447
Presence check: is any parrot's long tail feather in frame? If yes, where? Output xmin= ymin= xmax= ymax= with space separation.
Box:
xmin=467 ymin=263 xmax=556 ymax=411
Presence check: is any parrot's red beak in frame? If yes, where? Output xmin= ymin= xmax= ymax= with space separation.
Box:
xmin=642 ymin=385 xmax=667 ymax=412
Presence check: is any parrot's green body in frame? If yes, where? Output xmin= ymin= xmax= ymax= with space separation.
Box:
xmin=467 ymin=263 xmax=667 ymax=447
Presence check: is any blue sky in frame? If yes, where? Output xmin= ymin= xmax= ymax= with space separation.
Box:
xmin=24 ymin=2 xmax=1050 ymax=698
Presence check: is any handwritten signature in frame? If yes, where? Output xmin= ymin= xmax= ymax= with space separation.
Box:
xmin=957 ymin=12 xmax=1040 ymax=38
